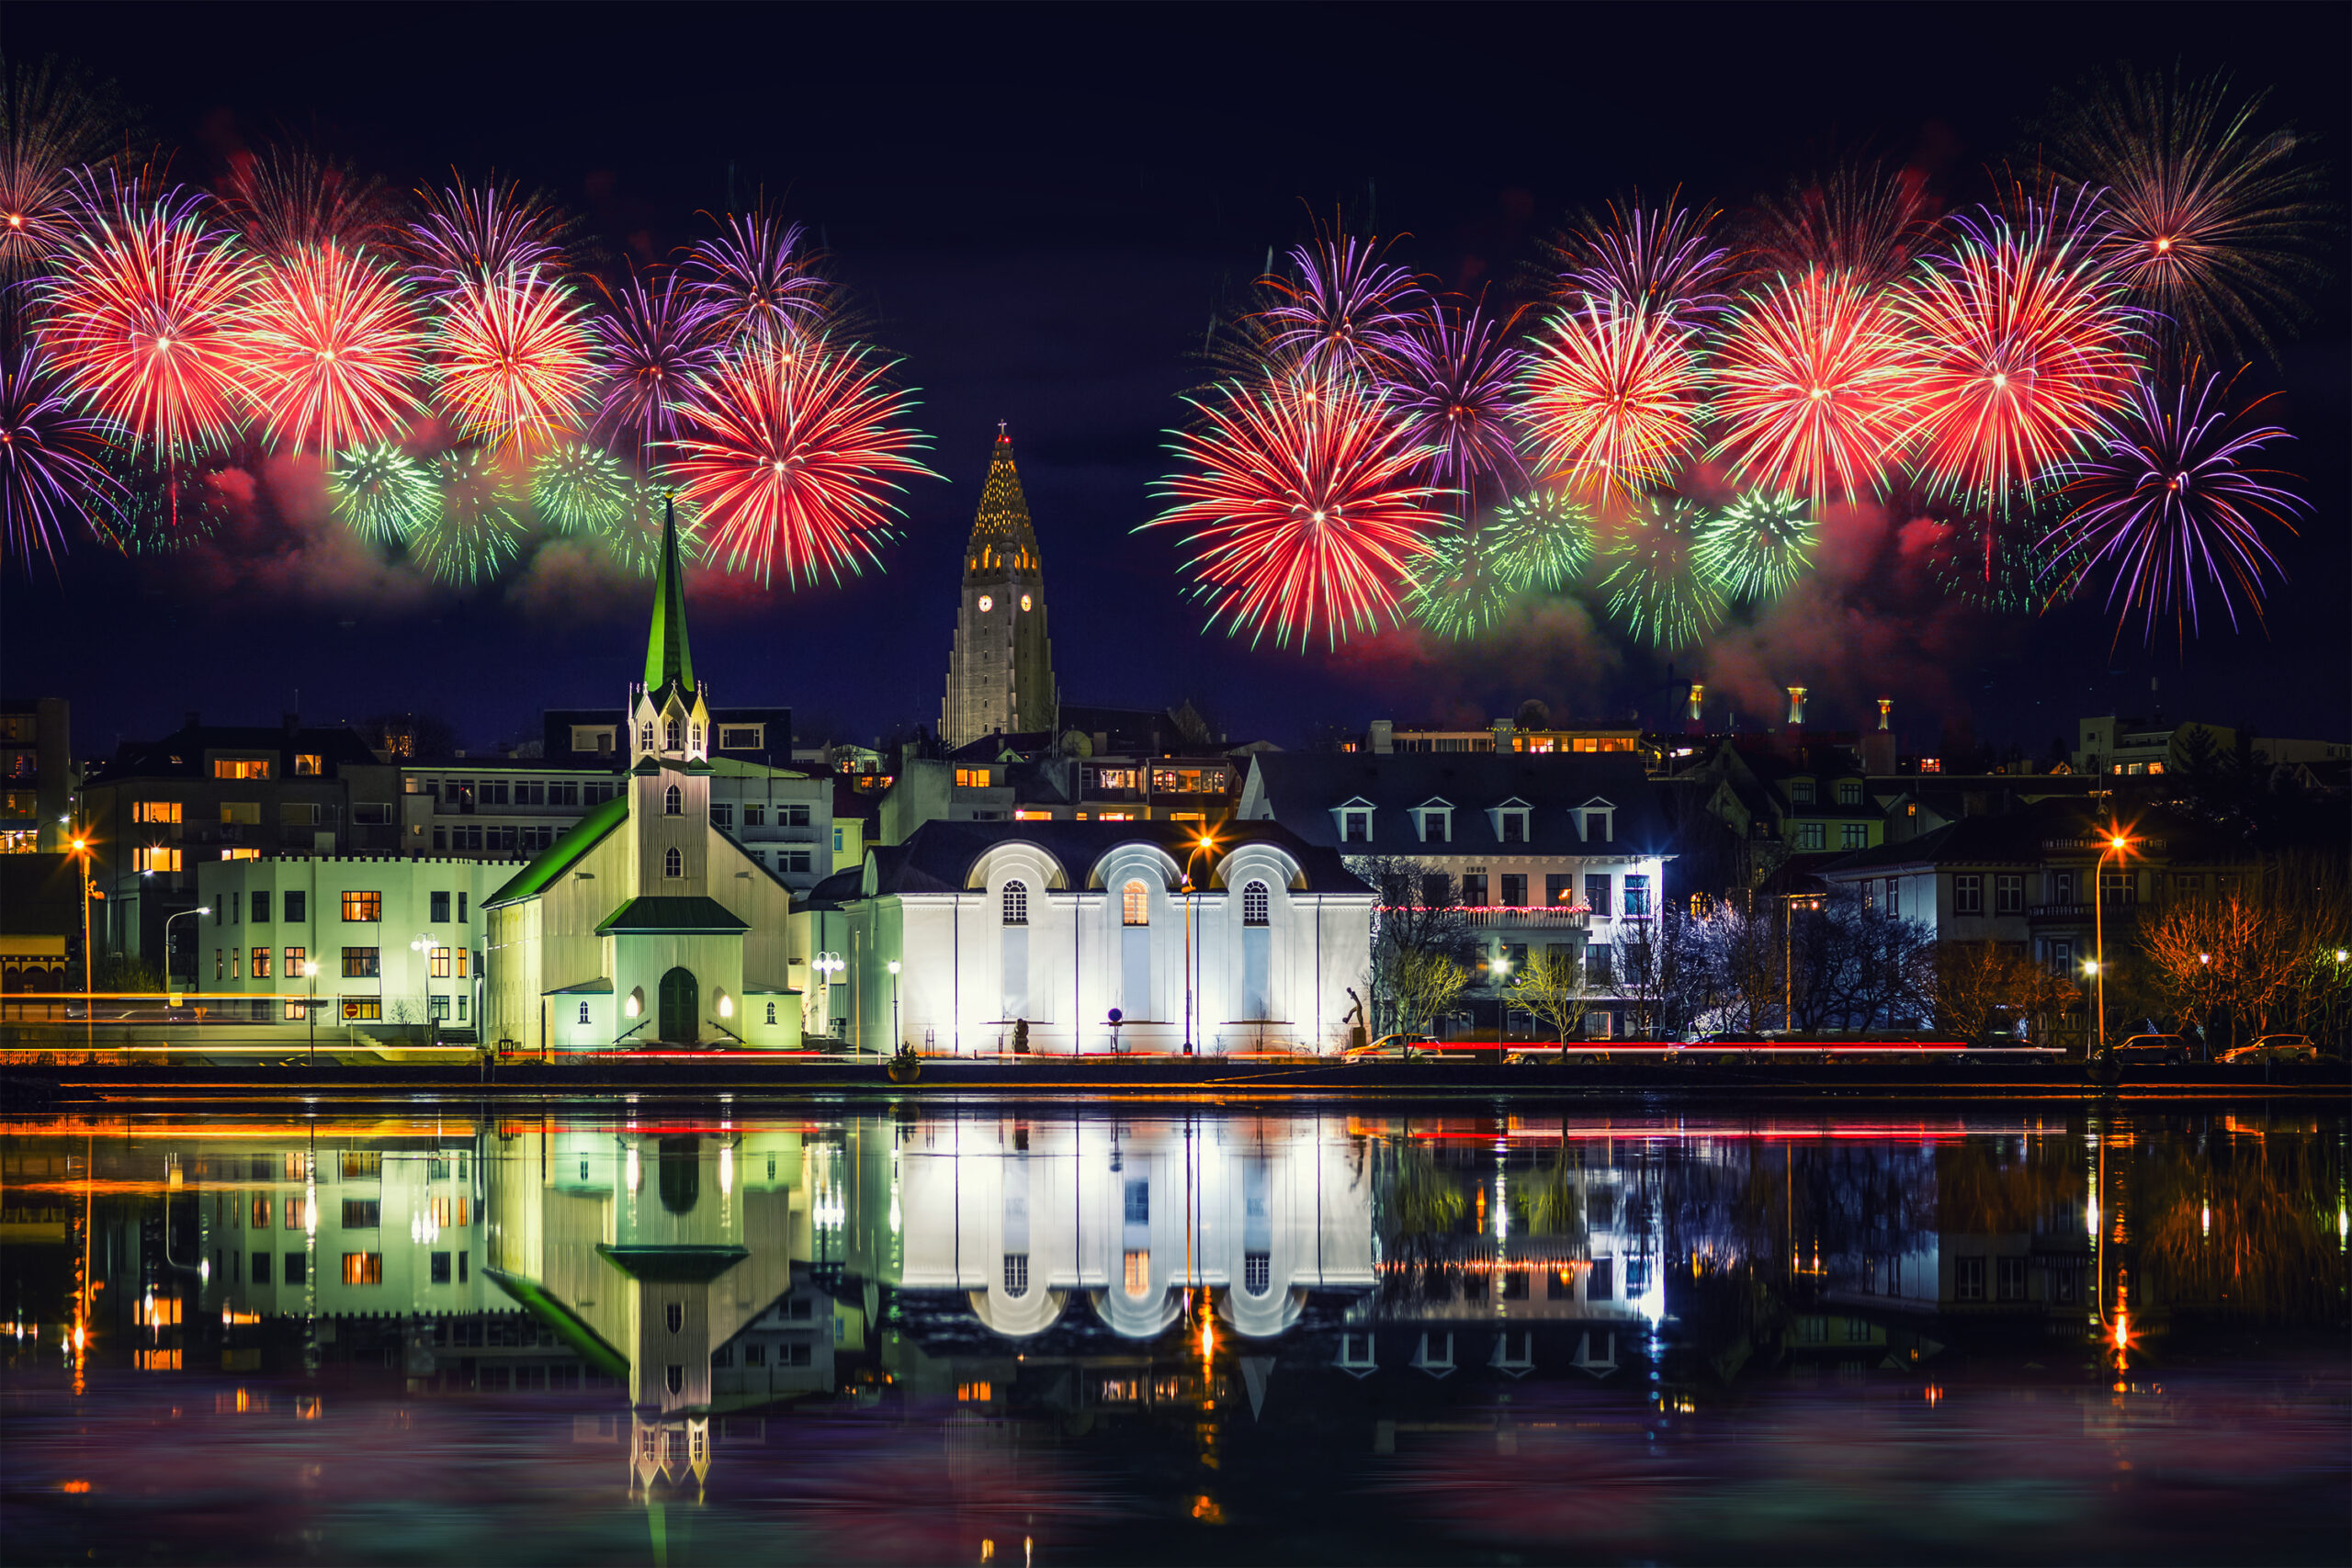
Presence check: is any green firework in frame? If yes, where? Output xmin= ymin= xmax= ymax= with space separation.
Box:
xmin=598 ymin=483 xmax=709 ymax=577
xmin=1404 ymin=525 xmax=1514 ymax=639
xmin=1600 ymin=492 xmax=1724 ymax=649
xmin=410 ymin=446 xmax=526 ymax=585
xmin=529 ymin=441 xmax=633 ymax=536
xmin=1696 ymin=489 xmax=1815 ymax=602
xmin=331 ymin=444 xmax=436 ymax=546
xmin=1488 ymin=487 xmax=1594 ymax=592
xmin=1937 ymin=522 xmax=2082 ymax=616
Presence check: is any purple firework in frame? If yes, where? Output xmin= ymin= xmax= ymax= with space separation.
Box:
xmin=683 ymin=209 xmax=825 ymax=347
xmin=2043 ymin=371 xmax=2303 ymax=642
xmin=1257 ymin=229 xmax=1423 ymax=376
xmin=1559 ymin=192 xmax=1732 ymax=321
xmin=1385 ymin=298 xmax=1526 ymax=506
xmin=1 ymin=345 xmax=125 ymax=566
xmin=408 ymin=176 xmax=567 ymax=293
xmin=594 ymin=272 xmax=721 ymax=460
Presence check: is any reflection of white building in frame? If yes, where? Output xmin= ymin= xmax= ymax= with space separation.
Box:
xmin=844 ymin=1115 xmax=1376 ymax=1339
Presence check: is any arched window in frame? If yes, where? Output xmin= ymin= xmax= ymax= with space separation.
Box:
xmin=577 ymin=1001 xmax=590 ymax=1025
xmin=764 ymin=1002 xmax=776 ymax=1025
xmin=664 ymin=717 xmax=682 ymax=750
xmin=663 ymin=847 xmax=683 ymax=878
xmin=1243 ymin=880 xmax=1270 ymax=926
xmin=1121 ymin=879 xmax=1149 ymax=926
xmin=665 ymin=1303 xmax=683 ymax=1334
xmin=663 ymin=784 xmax=682 ymax=816
xmin=639 ymin=722 xmax=655 ymax=751
xmin=1003 ymin=1254 xmax=1029 ymax=1298
xmin=691 ymin=723 xmax=703 ymax=751
xmin=1001 ymin=879 xmax=1028 ymax=926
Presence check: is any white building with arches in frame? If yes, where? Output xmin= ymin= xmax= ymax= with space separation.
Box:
xmin=812 ymin=819 xmax=1376 ymax=1055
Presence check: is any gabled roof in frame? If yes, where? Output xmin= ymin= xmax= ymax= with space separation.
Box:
xmin=1245 ymin=752 xmax=1671 ymax=855
xmin=596 ymin=896 xmax=749 ymax=935
xmin=485 ymin=792 xmax=630 ymax=906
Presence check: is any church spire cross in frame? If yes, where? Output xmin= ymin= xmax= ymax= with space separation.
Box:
xmin=642 ymin=495 xmax=696 ymax=698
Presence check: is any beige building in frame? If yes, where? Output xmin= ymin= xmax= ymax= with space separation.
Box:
xmin=940 ymin=430 xmax=1057 ymax=749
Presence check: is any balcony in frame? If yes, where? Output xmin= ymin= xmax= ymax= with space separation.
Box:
xmin=1466 ymin=907 xmax=1589 ymax=930
xmin=2029 ymin=902 xmax=2135 ymax=923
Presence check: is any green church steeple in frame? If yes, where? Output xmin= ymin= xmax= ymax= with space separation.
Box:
xmin=643 ymin=497 xmax=695 ymax=699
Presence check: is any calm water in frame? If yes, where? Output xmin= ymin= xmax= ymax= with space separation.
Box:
xmin=3 ymin=1102 xmax=2346 ymax=1565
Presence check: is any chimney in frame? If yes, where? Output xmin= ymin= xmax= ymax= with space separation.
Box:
xmin=1860 ymin=696 xmax=1897 ymax=776
xmin=1785 ymin=686 xmax=1807 ymax=728
xmin=1685 ymin=682 xmax=1705 ymax=736
xmin=1877 ymin=697 xmax=1893 ymax=732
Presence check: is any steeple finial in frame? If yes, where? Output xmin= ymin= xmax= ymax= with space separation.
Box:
xmin=643 ymin=496 xmax=695 ymax=696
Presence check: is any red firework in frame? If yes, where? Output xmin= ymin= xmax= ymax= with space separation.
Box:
xmin=37 ymin=169 xmax=254 ymax=457
xmin=1519 ymin=299 xmax=1702 ymax=500
xmin=1896 ymin=192 xmax=2143 ymax=511
xmin=1712 ymin=269 xmax=1919 ymax=501
xmin=236 ymin=242 xmax=424 ymax=453
xmin=1149 ymin=369 xmax=1443 ymax=650
xmin=667 ymin=334 xmax=935 ymax=588
xmin=432 ymin=265 xmax=598 ymax=450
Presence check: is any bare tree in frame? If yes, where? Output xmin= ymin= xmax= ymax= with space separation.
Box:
xmin=1350 ymin=854 xmax=1481 ymax=1036
xmin=1935 ymin=940 xmax=2076 ymax=1043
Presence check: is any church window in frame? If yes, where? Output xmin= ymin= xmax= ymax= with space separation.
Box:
xmin=664 ymin=848 xmax=683 ymax=878
xmin=1001 ymin=880 xmax=1028 ymax=926
xmin=578 ymin=1002 xmax=590 ymax=1025
xmin=639 ymin=723 xmax=654 ymax=751
xmin=664 ymin=785 xmax=682 ymax=816
xmin=665 ymin=718 xmax=682 ymax=750
xmin=1122 ymin=880 xmax=1149 ymax=926
xmin=1003 ymin=1254 xmax=1028 ymax=1297
xmin=666 ymin=1303 xmax=683 ymax=1334
xmin=764 ymin=1002 xmax=776 ymax=1025
xmin=1243 ymin=881 xmax=1270 ymax=926
xmin=691 ymin=723 xmax=703 ymax=751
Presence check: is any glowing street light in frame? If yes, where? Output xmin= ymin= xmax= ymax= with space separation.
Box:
xmin=886 ymin=959 xmax=901 ymax=1055
xmin=2092 ymin=829 xmax=2133 ymax=1057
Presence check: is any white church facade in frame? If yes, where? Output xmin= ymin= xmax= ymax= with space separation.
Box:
xmin=810 ymin=819 xmax=1376 ymax=1056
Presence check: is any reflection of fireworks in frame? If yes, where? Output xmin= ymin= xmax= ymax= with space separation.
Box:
xmin=411 ymin=446 xmax=526 ymax=584
xmin=1520 ymin=299 xmax=1702 ymax=499
xmin=1404 ymin=525 xmax=1514 ymax=640
xmin=594 ymin=273 xmax=718 ymax=459
xmin=39 ymin=169 xmax=254 ymax=457
xmin=1386 ymin=299 xmax=1523 ymax=502
xmin=431 ymin=265 xmax=597 ymax=449
xmin=1896 ymin=192 xmax=2142 ymax=514
xmin=1712 ymin=270 xmax=1917 ymax=501
xmin=408 ymin=176 xmax=566 ymax=292
xmin=236 ymin=243 xmax=423 ymax=452
xmin=1487 ymin=487 xmax=1593 ymax=592
xmin=1150 ymin=368 xmax=1441 ymax=650
xmin=1 ymin=347 xmax=124 ymax=564
xmin=684 ymin=209 xmax=824 ymax=348
xmin=1697 ymin=490 xmax=1815 ymax=602
xmin=330 ymin=442 xmax=435 ymax=545
xmin=1555 ymin=193 xmax=1731 ymax=321
xmin=2044 ymin=372 xmax=2301 ymax=640
xmin=529 ymin=440 xmax=630 ymax=534
xmin=669 ymin=335 xmax=933 ymax=589
xmin=2044 ymin=66 xmax=2326 ymax=366
xmin=1600 ymin=491 xmax=1723 ymax=649
xmin=1257 ymin=229 xmax=1421 ymax=376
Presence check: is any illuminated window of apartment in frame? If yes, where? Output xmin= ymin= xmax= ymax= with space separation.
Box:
xmin=341 ymin=998 xmax=381 ymax=1021
xmin=1572 ymin=737 xmax=1599 ymax=752
xmin=222 ymin=848 xmax=260 ymax=862
xmin=134 ymin=846 xmax=183 ymax=873
xmin=341 ymin=891 xmax=382 ymax=922
xmin=341 ymin=1253 xmax=383 ymax=1286
xmin=1124 ymin=1249 xmax=1149 ymax=1296
xmin=251 ymin=946 xmax=271 ymax=978
xmin=293 ymin=753 xmax=324 ymax=776
xmin=1122 ymin=880 xmax=1149 ymax=925
xmin=1096 ymin=811 xmax=1135 ymax=821
xmin=134 ymin=800 xmax=183 ymax=824
xmin=213 ymin=758 xmax=271 ymax=780
xmin=955 ymin=767 xmax=990 ymax=788
xmin=429 ymin=1196 xmax=470 ymax=1229
xmin=341 ymin=1151 xmax=381 ymax=1179
xmin=957 ymin=1382 xmax=992 ymax=1403
xmin=341 ymin=947 xmax=379 ymax=978
xmin=250 ymin=1194 xmax=270 ymax=1228
xmin=1012 ymin=809 xmax=1052 ymax=820
xmin=429 ymin=946 xmax=451 ymax=978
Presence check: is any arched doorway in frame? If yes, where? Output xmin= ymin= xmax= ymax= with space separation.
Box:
xmin=658 ymin=966 xmax=699 ymax=1043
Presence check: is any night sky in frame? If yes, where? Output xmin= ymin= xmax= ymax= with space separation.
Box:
xmin=6 ymin=3 xmax=2346 ymax=762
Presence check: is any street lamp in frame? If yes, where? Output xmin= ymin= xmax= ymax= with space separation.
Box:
xmin=1490 ymin=952 xmax=1511 ymax=1060
xmin=163 ymin=905 xmax=211 ymax=1010
xmin=68 ymin=833 xmax=93 ymax=1042
xmin=1779 ymin=893 xmax=1823 ymax=1033
xmin=2092 ymin=830 xmax=2132 ymax=1057
xmin=408 ymin=933 xmax=437 ymax=1045
xmin=811 ymin=952 xmax=844 ymax=1046
xmin=302 ymin=960 xmax=321 ymax=1065
xmin=1181 ymin=834 xmax=1216 ymax=1056
xmin=886 ymin=960 xmax=900 ymax=1055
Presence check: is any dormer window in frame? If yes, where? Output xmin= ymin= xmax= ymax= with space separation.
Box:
xmin=1572 ymin=798 xmax=1616 ymax=843
xmin=1331 ymin=797 xmax=1375 ymax=844
xmin=1409 ymin=800 xmax=1453 ymax=844
xmin=1487 ymin=799 xmax=1532 ymax=844
xmin=1790 ymin=778 xmax=1815 ymax=805
xmin=1837 ymin=780 xmax=1863 ymax=807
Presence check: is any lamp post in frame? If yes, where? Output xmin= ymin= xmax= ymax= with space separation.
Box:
xmin=163 ymin=906 xmax=210 ymax=1010
xmin=886 ymin=959 xmax=900 ymax=1056
xmin=69 ymin=831 xmax=92 ymax=1048
xmin=812 ymin=952 xmax=844 ymax=1047
xmin=1779 ymin=893 xmax=1822 ymax=1032
xmin=1181 ymin=835 xmax=1216 ymax=1056
xmin=1490 ymin=953 xmax=1511 ymax=1062
xmin=302 ymin=960 xmax=320 ymax=1065
xmin=408 ymin=932 xmax=437 ymax=1046
xmin=2092 ymin=831 xmax=2132 ymax=1057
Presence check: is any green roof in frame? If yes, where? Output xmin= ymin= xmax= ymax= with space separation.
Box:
xmin=485 ymin=792 xmax=630 ymax=907
xmin=643 ymin=496 xmax=695 ymax=700
xmin=596 ymin=895 xmax=748 ymax=935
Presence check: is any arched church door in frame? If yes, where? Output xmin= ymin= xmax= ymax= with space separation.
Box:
xmin=658 ymin=966 xmax=699 ymax=1043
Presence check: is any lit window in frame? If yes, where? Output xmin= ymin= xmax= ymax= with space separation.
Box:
xmin=294 ymin=753 xmax=323 ymax=776
xmin=1124 ymin=1249 xmax=1149 ymax=1297
xmin=341 ymin=998 xmax=381 ymax=1021
xmin=341 ymin=891 xmax=383 ymax=922
xmin=251 ymin=947 xmax=271 ymax=978
xmin=1012 ymin=808 xmax=1052 ymax=820
xmin=133 ymin=800 xmax=183 ymax=824
xmin=212 ymin=758 xmax=271 ymax=780
xmin=1122 ymin=880 xmax=1149 ymax=926
xmin=134 ymin=846 xmax=183 ymax=873
xmin=429 ymin=946 xmax=451 ymax=978
xmin=1001 ymin=880 xmax=1027 ymax=926
xmin=341 ymin=1253 xmax=384 ymax=1286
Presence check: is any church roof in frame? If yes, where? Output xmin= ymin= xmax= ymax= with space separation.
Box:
xmin=484 ymin=792 xmax=630 ymax=907
xmin=865 ymin=819 xmax=1374 ymax=897
xmin=964 ymin=430 xmax=1040 ymax=581
xmin=596 ymin=895 xmax=750 ymax=935
xmin=643 ymin=497 xmax=696 ymax=701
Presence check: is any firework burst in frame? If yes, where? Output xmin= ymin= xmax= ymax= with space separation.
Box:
xmin=431 ymin=265 xmax=598 ymax=450
xmin=2043 ymin=371 xmax=2301 ymax=641
xmin=1487 ymin=486 xmax=1594 ymax=592
xmin=1149 ymin=368 xmax=1442 ymax=650
xmin=1519 ymin=299 xmax=1702 ymax=499
xmin=408 ymin=176 xmax=567 ymax=293
xmin=329 ymin=441 xmax=435 ymax=546
xmin=1256 ymin=229 xmax=1421 ymax=376
xmin=1895 ymin=191 xmax=2143 ymax=515
xmin=218 ymin=143 xmax=399 ymax=254
xmin=37 ymin=168 xmax=255 ymax=457
xmin=1711 ymin=269 xmax=1918 ymax=501
xmin=1600 ymin=491 xmax=1723 ymax=649
xmin=594 ymin=272 xmax=719 ymax=460
xmin=597 ymin=485 xmax=709 ymax=577
xmin=529 ymin=439 xmax=631 ymax=534
xmin=234 ymin=242 xmax=423 ymax=452
xmin=0 ymin=345 xmax=123 ymax=565
xmin=1555 ymin=193 xmax=1732 ymax=321
xmin=1403 ymin=524 xmax=1515 ymax=640
xmin=1696 ymin=489 xmax=1815 ymax=602
xmin=668 ymin=333 xmax=934 ymax=589
xmin=410 ymin=446 xmax=526 ymax=584
xmin=1741 ymin=159 xmax=1939 ymax=290
xmin=684 ymin=209 xmax=825 ymax=349
xmin=0 ymin=56 xmax=132 ymax=277
xmin=1386 ymin=299 xmax=1525 ymax=503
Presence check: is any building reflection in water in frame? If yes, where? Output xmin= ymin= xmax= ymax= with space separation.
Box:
xmin=3 ymin=1107 xmax=2346 ymax=1523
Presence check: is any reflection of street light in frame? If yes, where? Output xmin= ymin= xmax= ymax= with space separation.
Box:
xmin=886 ymin=959 xmax=901 ymax=1055
xmin=302 ymin=961 xmax=321 ymax=1065
xmin=1181 ymin=835 xmax=1216 ymax=1056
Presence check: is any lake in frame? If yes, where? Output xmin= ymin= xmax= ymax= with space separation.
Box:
xmin=3 ymin=1101 xmax=2346 ymax=1564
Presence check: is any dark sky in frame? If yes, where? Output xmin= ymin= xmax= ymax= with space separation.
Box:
xmin=6 ymin=3 xmax=2347 ymax=762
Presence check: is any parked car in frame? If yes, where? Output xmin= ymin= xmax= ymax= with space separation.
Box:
xmin=2108 ymin=1032 xmax=2192 ymax=1066
xmin=1342 ymin=1033 xmax=1435 ymax=1060
xmin=2217 ymin=1034 xmax=2320 ymax=1065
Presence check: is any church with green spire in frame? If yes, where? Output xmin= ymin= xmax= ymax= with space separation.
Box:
xmin=942 ymin=428 xmax=1057 ymax=749
xmin=482 ymin=502 xmax=801 ymax=1051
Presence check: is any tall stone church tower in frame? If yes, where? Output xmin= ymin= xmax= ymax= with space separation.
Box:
xmin=942 ymin=429 xmax=1057 ymax=748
